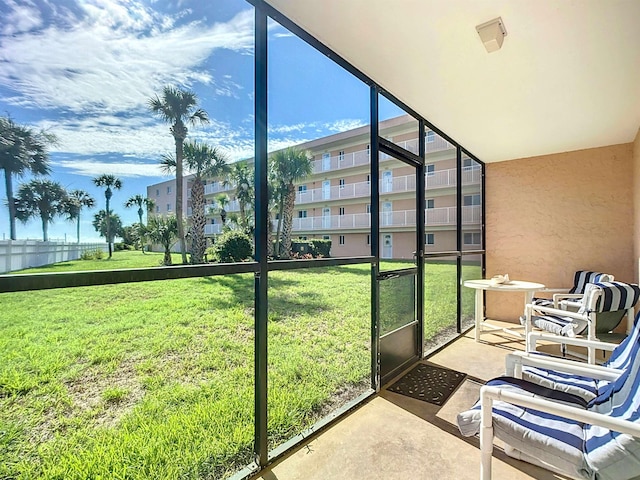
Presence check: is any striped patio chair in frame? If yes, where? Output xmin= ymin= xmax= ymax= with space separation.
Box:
xmin=505 ymin=311 xmax=640 ymax=403
xmin=531 ymin=270 xmax=614 ymax=309
xmin=457 ymin=317 xmax=640 ymax=479
xmin=521 ymin=281 xmax=640 ymax=363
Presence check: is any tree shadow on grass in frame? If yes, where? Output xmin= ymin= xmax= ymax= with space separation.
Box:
xmin=198 ymin=271 xmax=343 ymax=322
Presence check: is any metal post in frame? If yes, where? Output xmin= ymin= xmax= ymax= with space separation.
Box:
xmin=370 ymin=86 xmax=380 ymax=391
xmin=416 ymin=120 xmax=426 ymax=357
xmin=254 ymin=4 xmax=269 ymax=467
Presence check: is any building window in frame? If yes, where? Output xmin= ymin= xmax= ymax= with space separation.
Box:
xmin=167 ymin=186 xmax=172 ymax=194
xmin=338 ymin=150 xmax=345 ymax=161
xmin=464 ymin=194 xmax=481 ymax=206
xmin=323 ymin=235 xmax=331 ymax=241
xmin=298 ymin=185 xmax=307 ymax=192
xmin=155 ymin=206 xmax=160 ymax=213
xmin=298 ymin=236 xmax=307 ymax=241
xmin=155 ymin=188 xmax=160 ymax=196
xmin=366 ymin=144 xmax=370 ymax=157
xmin=366 ymin=234 xmax=371 ymax=245
xmin=366 ymin=174 xmax=370 ymax=185
xmin=298 ymin=210 xmax=307 ymax=218
xmin=463 ymin=158 xmax=474 ymax=168
xmin=426 ymin=233 xmax=435 ymax=245
xmin=427 ymin=199 xmax=435 ymax=209
xmin=339 ymin=235 xmax=345 ymax=245
xmin=426 ymin=131 xmax=435 ymax=143
xmin=167 ymin=203 xmax=172 ymax=212
xmin=211 ymin=219 xmax=216 ymax=224
xmin=426 ymin=164 xmax=435 ymax=176
xmin=464 ymin=232 xmax=481 ymax=245
xmin=366 ymin=204 xmax=371 ymax=214
xmin=339 ymin=207 xmax=345 ymax=215
xmin=339 ymin=178 xmax=345 ymax=189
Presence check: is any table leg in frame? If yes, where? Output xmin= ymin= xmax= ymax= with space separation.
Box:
xmin=475 ymin=288 xmax=484 ymax=342
xmin=523 ymin=291 xmax=534 ymax=316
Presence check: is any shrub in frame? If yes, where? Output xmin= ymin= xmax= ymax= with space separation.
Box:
xmin=210 ymin=230 xmax=253 ymax=263
xmin=81 ymin=249 xmax=105 ymax=260
xmin=309 ymin=239 xmax=331 ymax=258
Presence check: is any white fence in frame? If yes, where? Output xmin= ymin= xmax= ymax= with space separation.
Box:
xmin=0 ymin=240 xmax=108 ymax=274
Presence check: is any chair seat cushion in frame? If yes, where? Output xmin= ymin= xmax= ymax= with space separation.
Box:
xmin=456 ymin=378 xmax=592 ymax=479
xmin=521 ymin=366 xmax=600 ymax=402
xmin=520 ymin=314 xmax=588 ymax=337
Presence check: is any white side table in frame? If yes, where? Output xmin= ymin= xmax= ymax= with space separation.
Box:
xmin=463 ymin=279 xmax=545 ymax=342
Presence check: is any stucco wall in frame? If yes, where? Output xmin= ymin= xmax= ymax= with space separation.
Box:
xmin=485 ymin=143 xmax=635 ymax=322
xmin=634 ymin=127 xmax=640 ymax=285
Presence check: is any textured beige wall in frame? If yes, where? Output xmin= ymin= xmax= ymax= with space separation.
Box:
xmin=634 ymin=127 xmax=640 ymax=285
xmin=485 ymin=143 xmax=635 ymax=322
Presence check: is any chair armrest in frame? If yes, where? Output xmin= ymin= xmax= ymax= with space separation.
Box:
xmin=525 ymin=303 xmax=589 ymax=321
xmin=505 ymin=350 xmax=621 ymax=380
xmin=481 ymin=385 xmax=640 ymax=437
xmin=528 ymin=332 xmax=618 ymax=351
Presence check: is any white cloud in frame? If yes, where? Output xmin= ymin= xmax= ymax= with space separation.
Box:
xmin=2 ymin=0 xmax=43 ymax=35
xmin=0 ymin=3 xmax=254 ymax=113
xmin=53 ymin=158 xmax=166 ymax=178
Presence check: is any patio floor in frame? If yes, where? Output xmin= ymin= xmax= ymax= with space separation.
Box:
xmin=255 ymin=321 xmax=571 ymax=480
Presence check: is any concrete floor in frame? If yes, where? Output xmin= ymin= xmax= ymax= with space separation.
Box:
xmin=255 ymin=324 xmax=571 ymax=480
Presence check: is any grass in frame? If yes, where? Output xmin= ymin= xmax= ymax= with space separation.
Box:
xmin=0 ymin=251 xmax=479 ymax=479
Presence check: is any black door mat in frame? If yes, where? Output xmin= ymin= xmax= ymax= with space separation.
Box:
xmin=386 ymin=363 xmax=466 ymax=406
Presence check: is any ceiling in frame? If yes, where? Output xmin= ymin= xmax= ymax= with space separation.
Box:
xmin=265 ymin=0 xmax=640 ymax=163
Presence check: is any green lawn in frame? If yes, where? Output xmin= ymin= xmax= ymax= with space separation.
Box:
xmin=0 ymin=251 xmax=478 ymax=479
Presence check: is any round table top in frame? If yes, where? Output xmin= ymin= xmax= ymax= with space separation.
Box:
xmin=463 ymin=279 xmax=545 ymax=292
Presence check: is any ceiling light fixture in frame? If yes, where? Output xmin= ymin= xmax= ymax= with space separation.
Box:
xmin=476 ymin=17 xmax=507 ymax=53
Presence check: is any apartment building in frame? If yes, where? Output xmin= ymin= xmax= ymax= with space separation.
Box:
xmin=147 ymin=114 xmax=482 ymax=259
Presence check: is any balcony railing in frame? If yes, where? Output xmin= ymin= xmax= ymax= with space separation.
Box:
xmin=311 ymin=136 xmax=454 ymax=174
xmin=204 ymin=224 xmax=223 ymax=235
xmin=204 ymin=181 xmax=235 ymax=196
xmin=296 ymin=166 xmax=481 ymax=204
xmin=292 ymin=205 xmax=481 ymax=231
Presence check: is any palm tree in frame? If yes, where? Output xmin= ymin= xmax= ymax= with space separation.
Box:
xmin=124 ymin=194 xmax=155 ymax=254
xmin=14 ymin=179 xmax=68 ymax=242
xmin=269 ymin=147 xmax=312 ymax=258
xmin=225 ymin=162 xmax=254 ymax=234
xmin=92 ymin=210 xmax=123 ymax=245
xmin=65 ymin=189 xmax=96 ymax=243
xmin=125 ymin=194 xmax=155 ymax=226
xmin=146 ymin=215 xmax=178 ymax=266
xmin=214 ymin=194 xmax=230 ymax=226
xmin=182 ymin=141 xmax=228 ymax=263
xmin=0 ymin=115 xmax=57 ymax=240
xmin=148 ymin=85 xmax=209 ymax=264
xmin=93 ymin=174 xmax=122 ymax=258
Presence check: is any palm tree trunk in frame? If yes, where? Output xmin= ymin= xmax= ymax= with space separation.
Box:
xmin=106 ymin=197 xmax=112 ymax=258
xmin=190 ymin=178 xmax=206 ymax=264
xmin=4 ymin=172 xmax=16 ymax=240
xmin=41 ymin=215 xmax=48 ymax=242
xmin=266 ymin=211 xmax=274 ymax=257
xmin=76 ymin=214 xmax=81 ymax=243
xmin=275 ymin=203 xmax=284 ymax=258
xmin=280 ymin=184 xmax=296 ymax=259
xmin=175 ymin=136 xmax=187 ymax=264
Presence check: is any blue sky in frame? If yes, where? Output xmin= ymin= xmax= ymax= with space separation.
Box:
xmin=0 ymin=0 xmax=402 ymax=242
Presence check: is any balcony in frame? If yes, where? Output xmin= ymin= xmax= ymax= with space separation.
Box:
xmin=204 ymin=224 xmax=223 ymax=235
xmin=296 ymin=166 xmax=481 ymax=204
xmin=204 ymin=181 xmax=235 ymax=196
xmin=310 ymin=136 xmax=455 ymax=174
xmin=292 ymin=205 xmax=481 ymax=231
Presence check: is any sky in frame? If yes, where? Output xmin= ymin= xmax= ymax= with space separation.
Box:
xmin=0 ymin=0 xmax=403 ymax=242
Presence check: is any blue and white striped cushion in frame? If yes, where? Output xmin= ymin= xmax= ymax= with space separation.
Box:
xmin=520 ymin=313 xmax=588 ymax=337
xmin=457 ymin=378 xmax=591 ymax=478
xmin=569 ymin=271 xmax=612 ymax=294
xmin=521 ymin=313 xmax=640 ymax=402
xmin=589 ymin=281 xmax=640 ymax=313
